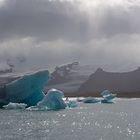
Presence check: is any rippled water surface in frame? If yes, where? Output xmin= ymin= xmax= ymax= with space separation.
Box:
xmin=0 ymin=98 xmax=140 ymax=140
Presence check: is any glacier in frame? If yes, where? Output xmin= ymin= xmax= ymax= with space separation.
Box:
xmin=0 ymin=70 xmax=50 ymax=107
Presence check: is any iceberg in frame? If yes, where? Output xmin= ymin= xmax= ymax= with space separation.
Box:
xmin=3 ymin=102 xmax=27 ymax=110
xmin=101 ymin=90 xmax=116 ymax=99
xmin=0 ymin=70 xmax=50 ymax=107
xmin=83 ymin=97 xmax=100 ymax=103
xmin=101 ymin=90 xmax=116 ymax=103
xmin=37 ymin=88 xmax=66 ymax=110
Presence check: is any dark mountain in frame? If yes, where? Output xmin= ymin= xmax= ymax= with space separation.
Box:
xmin=79 ymin=67 xmax=140 ymax=93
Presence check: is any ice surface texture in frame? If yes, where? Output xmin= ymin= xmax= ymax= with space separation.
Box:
xmin=37 ymin=88 xmax=66 ymax=110
xmin=0 ymin=70 xmax=50 ymax=107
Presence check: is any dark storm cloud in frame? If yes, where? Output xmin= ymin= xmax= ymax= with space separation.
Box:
xmin=0 ymin=0 xmax=140 ymax=42
xmin=0 ymin=0 xmax=140 ymax=72
xmin=0 ymin=0 xmax=90 ymax=42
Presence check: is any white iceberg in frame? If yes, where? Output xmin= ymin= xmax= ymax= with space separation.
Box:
xmin=3 ymin=102 xmax=27 ymax=109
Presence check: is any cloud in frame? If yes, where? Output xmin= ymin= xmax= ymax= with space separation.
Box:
xmin=0 ymin=0 xmax=90 ymax=42
xmin=0 ymin=0 xmax=140 ymax=72
xmin=1 ymin=0 xmax=140 ymax=41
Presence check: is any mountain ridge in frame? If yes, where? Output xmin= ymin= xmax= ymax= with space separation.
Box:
xmin=79 ymin=67 xmax=140 ymax=93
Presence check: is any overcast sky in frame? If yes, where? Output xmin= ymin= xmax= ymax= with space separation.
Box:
xmin=0 ymin=0 xmax=140 ymax=72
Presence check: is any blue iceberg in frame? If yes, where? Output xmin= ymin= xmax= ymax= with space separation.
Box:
xmin=37 ymin=88 xmax=67 ymax=110
xmin=101 ymin=90 xmax=116 ymax=103
xmin=0 ymin=70 xmax=50 ymax=107
xmin=83 ymin=97 xmax=100 ymax=104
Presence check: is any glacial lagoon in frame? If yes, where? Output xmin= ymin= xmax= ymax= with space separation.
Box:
xmin=0 ymin=98 xmax=140 ymax=140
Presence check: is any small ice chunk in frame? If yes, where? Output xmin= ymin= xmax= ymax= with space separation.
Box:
xmin=67 ymin=100 xmax=78 ymax=108
xmin=101 ymin=99 xmax=114 ymax=104
xmin=83 ymin=97 xmax=100 ymax=103
xmin=37 ymin=88 xmax=66 ymax=110
xmin=101 ymin=90 xmax=112 ymax=97
xmin=27 ymin=106 xmax=48 ymax=111
xmin=101 ymin=90 xmax=116 ymax=103
xmin=3 ymin=102 xmax=27 ymax=109
xmin=101 ymin=90 xmax=116 ymax=100
xmin=77 ymin=97 xmax=84 ymax=102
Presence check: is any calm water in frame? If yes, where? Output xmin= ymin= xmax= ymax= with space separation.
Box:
xmin=0 ymin=99 xmax=140 ymax=140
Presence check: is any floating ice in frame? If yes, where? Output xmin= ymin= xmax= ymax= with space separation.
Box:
xmin=77 ymin=97 xmax=84 ymax=102
xmin=0 ymin=70 xmax=50 ymax=107
xmin=83 ymin=97 xmax=100 ymax=103
xmin=101 ymin=90 xmax=116 ymax=103
xmin=67 ymin=100 xmax=78 ymax=108
xmin=3 ymin=102 xmax=27 ymax=109
xmin=101 ymin=90 xmax=116 ymax=100
xmin=82 ymin=90 xmax=116 ymax=104
xmin=37 ymin=88 xmax=67 ymax=110
xmin=101 ymin=90 xmax=112 ymax=97
xmin=101 ymin=99 xmax=114 ymax=104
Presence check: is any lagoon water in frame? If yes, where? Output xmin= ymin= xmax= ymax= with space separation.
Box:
xmin=0 ymin=98 xmax=140 ymax=140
